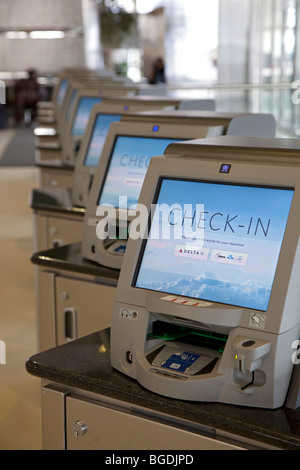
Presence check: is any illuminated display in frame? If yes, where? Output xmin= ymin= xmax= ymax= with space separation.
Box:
xmin=98 ymin=135 xmax=182 ymax=209
xmin=134 ymin=178 xmax=294 ymax=311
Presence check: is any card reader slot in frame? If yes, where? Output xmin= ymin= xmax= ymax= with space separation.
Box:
xmin=149 ymin=320 xmax=228 ymax=353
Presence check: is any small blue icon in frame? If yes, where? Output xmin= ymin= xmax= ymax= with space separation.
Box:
xmin=220 ymin=163 xmax=231 ymax=173
xmin=227 ymin=254 xmax=234 ymax=259
xmin=123 ymin=105 xmax=129 ymax=110
xmin=114 ymin=245 xmax=126 ymax=253
xmin=152 ymin=125 xmax=159 ymax=132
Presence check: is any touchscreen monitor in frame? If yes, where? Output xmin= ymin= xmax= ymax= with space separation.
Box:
xmin=98 ymin=136 xmax=183 ymax=209
xmin=134 ymin=178 xmax=294 ymax=311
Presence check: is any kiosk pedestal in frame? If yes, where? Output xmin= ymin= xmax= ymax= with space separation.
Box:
xmin=25 ymin=329 xmax=300 ymax=450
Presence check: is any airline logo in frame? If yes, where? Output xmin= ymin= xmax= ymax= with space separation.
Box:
xmin=211 ymin=249 xmax=248 ymax=266
xmin=124 ymin=177 xmax=144 ymax=186
xmin=174 ymin=244 xmax=209 ymax=260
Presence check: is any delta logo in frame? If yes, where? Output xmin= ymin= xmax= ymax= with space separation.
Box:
xmin=179 ymin=248 xmax=202 ymax=255
xmin=174 ymin=244 xmax=209 ymax=260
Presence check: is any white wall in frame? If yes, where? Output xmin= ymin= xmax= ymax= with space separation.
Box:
xmin=164 ymin=0 xmax=219 ymax=84
xmin=0 ymin=0 xmax=85 ymax=73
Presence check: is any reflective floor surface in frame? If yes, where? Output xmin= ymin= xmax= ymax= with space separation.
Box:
xmin=0 ymin=131 xmax=42 ymax=449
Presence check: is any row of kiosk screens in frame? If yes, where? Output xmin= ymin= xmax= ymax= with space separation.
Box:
xmin=43 ymin=75 xmax=300 ymax=409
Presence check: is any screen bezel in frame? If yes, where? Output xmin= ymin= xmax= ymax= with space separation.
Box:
xmin=96 ymin=134 xmax=187 ymax=210
xmin=85 ymin=118 xmax=221 ymax=219
xmin=82 ymin=112 xmax=122 ymax=168
xmin=113 ymin=152 xmax=300 ymax=333
xmin=65 ymin=87 xmax=141 ymax=140
xmin=132 ymin=176 xmax=294 ymax=312
xmin=56 ymin=78 xmax=68 ymax=106
xmin=58 ymin=79 xmax=134 ymax=136
xmin=70 ymin=96 xmax=103 ymax=137
xmin=75 ymin=99 xmax=200 ymax=175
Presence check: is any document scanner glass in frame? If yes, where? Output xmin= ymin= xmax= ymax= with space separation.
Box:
xmin=83 ymin=113 xmax=121 ymax=167
xmin=71 ymin=97 xmax=102 ymax=136
xmin=134 ymin=178 xmax=294 ymax=312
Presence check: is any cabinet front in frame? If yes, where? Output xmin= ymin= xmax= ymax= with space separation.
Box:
xmin=55 ymin=276 xmax=116 ymax=345
xmin=66 ymin=395 xmax=245 ymax=450
xmin=47 ymin=215 xmax=83 ymax=249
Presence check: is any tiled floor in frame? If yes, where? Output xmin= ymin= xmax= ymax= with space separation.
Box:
xmin=0 ymin=162 xmax=42 ymax=449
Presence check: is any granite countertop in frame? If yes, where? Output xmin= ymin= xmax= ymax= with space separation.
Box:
xmin=30 ymin=242 xmax=119 ymax=283
xmin=26 ymin=328 xmax=300 ymax=450
xmin=29 ymin=187 xmax=84 ymax=216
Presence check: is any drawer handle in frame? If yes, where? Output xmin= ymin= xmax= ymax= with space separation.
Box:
xmin=63 ymin=308 xmax=77 ymax=341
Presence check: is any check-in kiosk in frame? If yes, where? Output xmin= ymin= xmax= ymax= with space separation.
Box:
xmin=61 ymin=87 xmax=156 ymax=166
xmin=27 ymin=139 xmax=300 ymax=451
xmin=37 ymin=74 xmax=101 ymax=129
xmin=39 ymin=67 xmax=106 ymax=108
xmin=25 ymin=326 xmax=300 ymax=449
xmin=46 ymin=69 xmax=127 ymax=109
xmin=61 ymin=90 xmax=103 ymax=165
xmin=49 ymin=76 xmax=98 ymax=128
xmin=34 ymin=84 xmax=140 ymax=188
xmin=72 ymin=102 xmax=229 ymax=208
xmin=55 ymin=79 xmax=102 ymax=135
xmin=34 ymin=83 xmax=100 ymax=188
xmin=81 ymin=112 xmax=276 ymax=269
xmin=110 ymin=136 xmax=300 ymax=409
xmin=36 ymin=73 xmax=71 ymax=123
xmin=121 ymin=109 xmax=276 ymax=138
xmin=34 ymin=78 xmax=101 ymax=150
xmin=71 ymin=103 xmax=122 ymax=206
xmin=33 ymin=111 xmax=244 ymax=252
xmin=36 ymin=74 xmax=69 ymax=123
xmin=35 ymin=78 xmax=138 ymax=149
xmin=81 ymin=119 xmax=224 ymax=269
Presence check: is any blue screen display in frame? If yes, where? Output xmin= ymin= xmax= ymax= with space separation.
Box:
xmin=98 ymin=136 xmax=182 ymax=209
xmin=83 ymin=113 xmax=121 ymax=167
xmin=56 ymin=78 xmax=68 ymax=105
xmin=135 ymin=178 xmax=294 ymax=311
xmin=71 ymin=97 xmax=102 ymax=136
